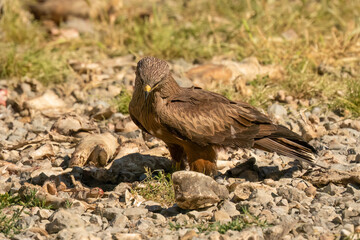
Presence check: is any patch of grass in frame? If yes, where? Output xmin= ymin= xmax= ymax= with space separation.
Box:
xmin=64 ymin=200 xmax=73 ymax=209
xmin=133 ymin=167 xmax=175 ymax=207
xmin=20 ymin=189 xmax=52 ymax=209
xmin=0 ymin=207 xmax=24 ymax=236
xmin=112 ymin=90 xmax=132 ymax=114
xmin=1 ymin=0 xmax=359 ymax=114
xmin=0 ymin=190 xmax=53 ymax=236
xmin=333 ymin=78 xmax=360 ymax=117
xmin=0 ymin=44 xmax=71 ymax=85
xmin=169 ymin=207 xmax=268 ymax=234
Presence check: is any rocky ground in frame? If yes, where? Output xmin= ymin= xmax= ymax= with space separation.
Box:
xmin=1 ymin=56 xmax=360 ymax=240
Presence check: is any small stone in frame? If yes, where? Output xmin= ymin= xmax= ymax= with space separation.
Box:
xmin=322 ymin=183 xmax=341 ymax=196
xmin=99 ymin=208 xmax=124 ymax=221
xmin=263 ymin=179 xmax=276 ymax=187
xmin=277 ymin=186 xmax=308 ymax=202
xmin=89 ymin=215 xmax=102 ymax=225
xmin=227 ymin=227 xmax=264 ymax=240
xmin=172 ymin=171 xmax=229 ymax=209
xmin=296 ymin=182 xmax=307 ymax=191
xmin=37 ymin=209 xmax=53 ymax=220
xmin=208 ymin=231 xmax=221 ymax=240
xmin=355 ymin=225 xmax=360 ymax=233
xmin=187 ymin=209 xmax=213 ymax=220
xmin=185 ymin=64 xmax=232 ymax=89
xmin=180 ymin=229 xmax=198 ymax=240
xmin=113 ymin=233 xmax=142 ymax=240
xmin=219 ymin=200 xmax=240 ymax=218
xmin=111 ymin=214 xmax=128 ymax=228
xmin=328 ymin=139 xmax=345 ymax=150
xmin=151 ymin=213 xmax=166 ymax=224
xmin=213 ymin=210 xmax=231 ymax=223
xmin=265 ymin=225 xmax=284 ymax=239
xmin=268 ymin=103 xmax=287 ymax=119
xmin=123 ymin=207 xmax=148 ymax=220
xmin=24 ymin=90 xmax=66 ymax=110
xmin=343 ymin=223 xmax=355 ymax=233
xmin=248 ymin=189 xmax=274 ymax=205
xmin=136 ymin=219 xmax=152 ymax=231
xmin=175 ymin=214 xmax=190 ymax=225
xmin=305 ymin=186 xmax=317 ymax=197
xmin=308 ymin=114 xmax=320 ymax=124
xmin=113 ymin=182 xmax=131 ymax=196
xmin=45 ymin=210 xmax=85 ymax=234
xmin=30 ymin=143 xmax=56 ymax=160
xmin=340 ymin=229 xmax=351 ymax=237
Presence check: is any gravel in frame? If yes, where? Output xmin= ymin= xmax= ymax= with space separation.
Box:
xmin=1 ymin=57 xmax=360 ymax=239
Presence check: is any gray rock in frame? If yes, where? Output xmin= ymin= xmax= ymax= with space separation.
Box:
xmin=37 ymin=209 xmax=53 ymax=220
xmin=248 ymin=189 xmax=274 ymax=206
xmin=187 ymin=208 xmax=214 ymax=220
xmin=46 ymin=210 xmax=85 ymax=234
xmin=208 ymin=231 xmax=221 ymax=240
xmin=113 ymin=182 xmax=131 ymax=196
xmin=277 ymin=187 xmax=308 ymax=203
xmin=268 ymin=103 xmax=287 ymax=119
xmin=174 ymin=214 xmax=190 ymax=225
xmin=227 ymin=227 xmax=264 ymax=240
xmin=135 ymin=219 xmax=154 ymax=231
xmin=31 ymin=116 xmax=48 ymax=133
xmin=56 ymin=227 xmax=101 ymax=240
xmin=172 ymin=171 xmax=229 ymax=209
xmin=151 ymin=213 xmax=167 ymax=224
xmin=212 ymin=210 xmax=231 ymax=223
xmin=89 ymin=215 xmax=103 ymax=225
xmin=123 ymin=207 xmax=148 ymax=220
xmin=321 ymin=183 xmax=345 ymax=196
xmin=112 ymin=233 xmax=142 ymax=240
xmin=100 ymin=207 xmax=124 ymax=222
xmin=50 ymin=113 xmax=97 ymax=136
xmin=111 ymin=214 xmax=128 ymax=228
xmin=17 ymin=215 xmax=39 ymax=229
xmin=219 ymin=200 xmax=240 ymax=218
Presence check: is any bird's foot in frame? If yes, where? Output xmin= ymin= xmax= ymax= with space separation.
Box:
xmin=174 ymin=161 xmax=182 ymax=171
xmin=189 ymin=159 xmax=217 ymax=177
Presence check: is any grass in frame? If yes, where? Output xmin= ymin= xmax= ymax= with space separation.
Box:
xmin=0 ymin=0 xmax=359 ymax=115
xmin=169 ymin=207 xmax=268 ymax=234
xmin=0 ymin=190 xmax=53 ymax=236
xmin=112 ymin=89 xmax=132 ymax=114
xmin=133 ymin=167 xmax=175 ymax=207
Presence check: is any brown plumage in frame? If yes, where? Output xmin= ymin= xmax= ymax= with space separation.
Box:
xmin=129 ymin=56 xmax=318 ymax=176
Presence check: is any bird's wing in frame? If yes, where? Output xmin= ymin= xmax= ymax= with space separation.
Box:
xmin=158 ymin=88 xmax=273 ymax=148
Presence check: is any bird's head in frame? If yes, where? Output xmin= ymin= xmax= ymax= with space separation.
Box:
xmin=135 ymin=56 xmax=170 ymax=100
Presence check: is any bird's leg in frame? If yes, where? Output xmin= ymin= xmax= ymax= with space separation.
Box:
xmin=185 ymin=145 xmax=217 ymax=176
xmin=167 ymin=144 xmax=187 ymax=171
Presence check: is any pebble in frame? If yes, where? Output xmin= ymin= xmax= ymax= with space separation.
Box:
xmin=212 ymin=210 xmax=231 ymax=223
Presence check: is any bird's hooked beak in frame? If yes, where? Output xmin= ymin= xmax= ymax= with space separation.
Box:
xmin=144 ymin=84 xmax=151 ymax=100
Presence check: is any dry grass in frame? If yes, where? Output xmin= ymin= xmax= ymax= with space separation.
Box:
xmin=0 ymin=0 xmax=359 ymax=114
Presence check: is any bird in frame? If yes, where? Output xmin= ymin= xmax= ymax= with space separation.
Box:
xmin=129 ymin=56 xmax=318 ymax=176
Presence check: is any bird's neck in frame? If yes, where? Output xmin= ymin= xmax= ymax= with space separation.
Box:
xmin=159 ymin=77 xmax=182 ymax=98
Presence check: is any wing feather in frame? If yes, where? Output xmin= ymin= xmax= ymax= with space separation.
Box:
xmin=159 ymin=88 xmax=267 ymax=148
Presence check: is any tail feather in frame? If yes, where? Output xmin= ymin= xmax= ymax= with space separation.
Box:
xmin=254 ymin=125 xmax=325 ymax=168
